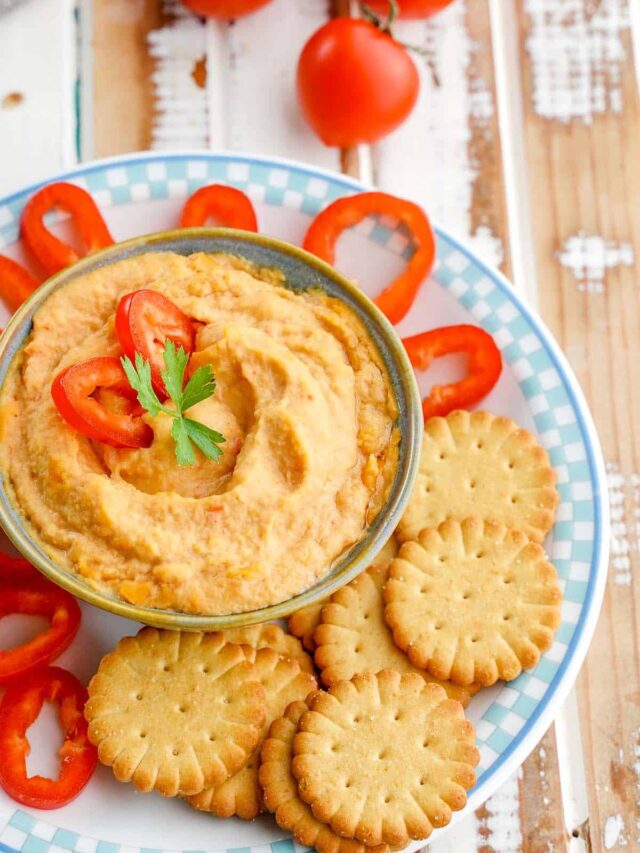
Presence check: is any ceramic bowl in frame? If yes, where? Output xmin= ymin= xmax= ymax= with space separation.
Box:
xmin=0 ymin=227 xmax=422 ymax=629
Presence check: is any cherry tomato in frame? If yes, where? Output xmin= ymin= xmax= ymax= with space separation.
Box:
xmin=182 ymin=0 xmax=271 ymax=18
xmin=51 ymin=357 xmax=152 ymax=448
xmin=367 ymin=0 xmax=456 ymax=18
xmin=115 ymin=289 xmax=194 ymax=394
xmin=297 ymin=18 xmax=419 ymax=147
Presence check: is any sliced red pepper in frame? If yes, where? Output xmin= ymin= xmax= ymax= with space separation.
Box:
xmin=403 ymin=324 xmax=502 ymax=421
xmin=0 ymin=579 xmax=81 ymax=685
xmin=21 ymin=182 xmax=114 ymax=276
xmin=0 ymin=256 xmax=39 ymax=312
xmin=0 ymin=666 xmax=97 ymax=808
xmin=115 ymin=289 xmax=194 ymax=394
xmin=303 ymin=191 xmax=435 ymax=325
xmin=0 ymin=552 xmax=39 ymax=584
xmin=180 ymin=184 xmax=259 ymax=231
xmin=51 ymin=356 xmax=153 ymax=448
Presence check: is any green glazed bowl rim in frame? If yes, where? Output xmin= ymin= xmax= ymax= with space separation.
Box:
xmin=0 ymin=227 xmax=422 ymax=629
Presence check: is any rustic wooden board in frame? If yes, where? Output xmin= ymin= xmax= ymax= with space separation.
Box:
xmin=87 ymin=0 xmax=572 ymax=848
xmin=350 ymin=3 xmax=567 ymax=849
xmin=15 ymin=0 xmax=628 ymax=846
xmin=91 ymin=0 xmax=167 ymax=156
xmin=0 ymin=0 xmax=76 ymax=194
xmin=517 ymin=0 xmax=640 ymax=850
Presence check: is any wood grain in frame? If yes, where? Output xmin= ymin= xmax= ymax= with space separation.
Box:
xmin=519 ymin=729 xmax=568 ymax=851
xmin=323 ymin=3 xmax=567 ymax=846
xmin=465 ymin=0 xmax=512 ymax=279
xmin=517 ymin=0 xmax=640 ymax=849
xmin=92 ymin=0 xmax=167 ymax=156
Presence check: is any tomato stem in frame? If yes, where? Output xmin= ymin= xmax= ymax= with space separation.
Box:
xmin=358 ymin=1 xmax=431 ymax=63
xmin=359 ymin=0 xmax=398 ymax=32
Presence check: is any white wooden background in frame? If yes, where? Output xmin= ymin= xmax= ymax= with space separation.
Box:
xmin=1 ymin=0 xmax=639 ymax=850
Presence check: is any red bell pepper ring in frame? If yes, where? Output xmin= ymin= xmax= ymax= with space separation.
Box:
xmin=0 ymin=552 xmax=39 ymax=584
xmin=180 ymin=184 xmax=259 ymax=231
xmin=303 ymin=191 xmax=435 ymax=325
xmin=115 ymin=290 xmax=194 ymax=395
xmin=0 ymin=256 xmax=39 ymax=312
xmin=0 ymin=578 xmax=82 ymax=685
xmin=0 ymin=666 xmax=97 ymax=809
xmin=51 ymin=356 xmax=153 ymax=448
xmin=21 ymin=182 xmax=114 ymax=276
xmin=403 ymin=324 xmax=502 ymax=421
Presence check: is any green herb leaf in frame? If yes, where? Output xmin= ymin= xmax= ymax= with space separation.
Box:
xmin=180 ymin=364 xmax=217 ymax=413
xmin=121 ymin=353 xmax=164 ymax=417
xmin=171 ymin=417 xmax=196 ymax=467
xmin=121 ymin=340 xmax=226 ymax=467
xmin=183 ymin=417 xmax=225 ymax=462
xmin=161 ymin=340 xmax=189 ymax=409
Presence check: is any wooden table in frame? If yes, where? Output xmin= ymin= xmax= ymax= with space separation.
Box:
xmin=0 ymin=0 xmax=637 ymax=849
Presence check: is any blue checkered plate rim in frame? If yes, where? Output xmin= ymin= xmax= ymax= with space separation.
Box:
xmin=0 ymin=152 xmax=609 ymax=853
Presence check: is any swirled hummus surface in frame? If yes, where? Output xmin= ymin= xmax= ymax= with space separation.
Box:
xmin=0 ymin=252 xmax=399 ymax=614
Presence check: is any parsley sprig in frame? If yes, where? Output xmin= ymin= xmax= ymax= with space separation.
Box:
xmin=121 ymin=340 xmax=225 ymax=467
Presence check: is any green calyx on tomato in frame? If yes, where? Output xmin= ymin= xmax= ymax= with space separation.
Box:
xmin=364 ymin=0 xmax=456 ymax=19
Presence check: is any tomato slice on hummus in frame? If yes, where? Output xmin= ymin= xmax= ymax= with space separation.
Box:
xmin=51 ymin=357 xmax=152 ymax=448
xmin=115 ymin=289 xmax=194 ymax=394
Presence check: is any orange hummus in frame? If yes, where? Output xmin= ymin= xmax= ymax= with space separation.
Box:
xmin=0 ymin=252 xmax=398 ymax=614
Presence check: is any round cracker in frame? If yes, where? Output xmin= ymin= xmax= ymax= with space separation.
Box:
xmin=187 ymin=647 xmax=317 ymax=819
xmin=314 ymin=562 xmax=477 ymax=706
xmin=85 ymin=627 xmax=266 ymax=798
xmin=292 ymin=671 xmax=478 ymax=847
xmin=288 ymin=600 xmax=325 ymax=653
xmin=222 ymin=623 xmax=314 ymax=673
xmin=288 ymin=535 xmax=399 ymax=652
xmin=384 ymin=518 xmax=563 ymax=686
xmin=398 ymin=410 xmax=559 ymax=544
xmin=260 ymin=698 xmax=389 ymax=853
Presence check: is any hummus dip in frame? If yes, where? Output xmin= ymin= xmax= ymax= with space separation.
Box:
xmin=0 ymin=252 xmax=399 ymax=614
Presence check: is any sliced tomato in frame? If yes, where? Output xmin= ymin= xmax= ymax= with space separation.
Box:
xmin=0 ymin=666 xmax=97 ymax=809
xmin=115 ymin=289 xmax=194 ymax=394
xmin=51 ymin=357 xmax=152 ymax=448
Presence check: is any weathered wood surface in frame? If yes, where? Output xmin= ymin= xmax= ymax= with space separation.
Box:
xmin=517 ymin=1 xmax=640 ymax=850
xmin=1 ymin=0 xmax=638 ymax=848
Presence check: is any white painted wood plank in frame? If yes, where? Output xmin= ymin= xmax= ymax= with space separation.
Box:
xmin=555 ymin=689 xmax=590 ymax=852
xmin=225 ymin=0 xmax=339 ymax=168
xmin=149 ymin=1 xmax=210 ymax=150
xmin=427 ymin=810 xmax=478 ymax=853
xmin=0 ymin=0 xmax=77 ymax=197
xmin=488 ymin=0 xmax=539 ymax=307
xmin=372 ymin=1 xmax=503 ymax=269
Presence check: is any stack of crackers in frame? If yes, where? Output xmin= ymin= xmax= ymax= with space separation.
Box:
xmin=85 ymin=411 xmax=563 ymax=849
xmin=291 ymin=411 xmax=562 ymax=691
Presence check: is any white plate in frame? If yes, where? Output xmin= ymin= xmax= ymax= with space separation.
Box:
xmin=0 ymin=152 xmax=608 ymax=853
